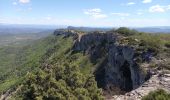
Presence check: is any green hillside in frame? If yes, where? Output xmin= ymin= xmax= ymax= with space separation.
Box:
xmin=3 ymin=33 xmax=103 ymax=100
xmin=0 ymin=35 xmax=58 ymax=93
xmin=0 ymin=28 xmax=170 ymax=100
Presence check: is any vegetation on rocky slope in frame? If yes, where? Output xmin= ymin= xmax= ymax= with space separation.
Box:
xmin=1 ymin=27 xmax=170 ymax=99
xmin=0 ymin=35 xmax=57 ymax=94
xmin=142 ymin=89 xmax=170 ymax=100
xmin=8 ymin=35 xmax=103 ymax=100
xmin=18 ymin=65 xmax=103 ymax=100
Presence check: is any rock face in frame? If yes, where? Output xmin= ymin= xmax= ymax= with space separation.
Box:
xmin=72 ymin=32 xmax=146 ymax=92
xmin=53 ymin=29 xmax=148 ymax=92
xmin=73 ymin=32 xmax=115 ymax=52
xmin=54 ymin=29 xmax=77 ymax=38
xmin=111 ymin=72 xmax=170 ymax=100
xmin=105 ymin=46 xmax=145 ymax=91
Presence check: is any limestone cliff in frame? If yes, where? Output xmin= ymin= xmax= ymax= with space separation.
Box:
xmin=54 ymin=29 xmax=148 ymax=92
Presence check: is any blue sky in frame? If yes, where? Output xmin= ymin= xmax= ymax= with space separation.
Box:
xmin=0 ymin=0 xmax=170 ymax=27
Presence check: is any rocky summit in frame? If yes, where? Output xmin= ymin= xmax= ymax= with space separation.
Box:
xmin=71 ymin=31 xmax=147 ymax=92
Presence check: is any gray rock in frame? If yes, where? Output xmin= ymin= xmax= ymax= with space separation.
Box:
xmin=54 ymin=29 xmax=78 ymax=39
xmin=72 ymin=32 xmax=146 ymax=91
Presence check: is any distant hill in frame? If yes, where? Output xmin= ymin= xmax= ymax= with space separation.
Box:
xmin=0 ymin=24 xmax=66 ymax=35
xmin=133 ymin=26 xmax=170 ymax=33
xmin=1 ymin=24 xmax=170 ymax=34
xmin=67 ymin=26 xmax=170 ymax=33
xmin=0 ymin=25 xmax=56 ymax=46
xmin=67 ymin=26 xmax=112 ymax=32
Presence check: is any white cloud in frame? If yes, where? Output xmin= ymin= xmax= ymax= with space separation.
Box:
xmin=167 ymin=5 xmax=170 ymax=10
xmin=12 ymin=2 xmax=17 ymax=5
xmin=142 ymin=0 xmax=152 ymax=4
xmin=92 ymin=14 xmax=107 ymax=19
xmin=84 ymin=8 xmax=107 ymax=19
xmin=111 ymin=13 xmax=130 ymax=16
xmin=149 ymin=4 xmax=170 ymax=13
xmin=19 ymin=0 xmax=30 ymax=4
xmin=137 ymin=12 xmax=143 ymax=15
xmin=149 ymin=5 xmax=165 ymax=13
xmin=127 ymin=2 xmax=135 ymax=6
xmin=45 ymin=16 xmax=52 ymax=20
xmin=84 ymin=8 xmax=101 ymax=14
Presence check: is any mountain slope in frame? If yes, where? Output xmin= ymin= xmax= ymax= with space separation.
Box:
xmin=8 ymin=29 xmax=145 ymax=99
xmin=0 ymin=35 xmax=60 ymax=94
xmin=1 ymin=28 xmax=170 ymax=100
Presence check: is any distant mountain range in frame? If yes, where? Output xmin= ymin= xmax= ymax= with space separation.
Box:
xmin=67 ymin=26 xmax=170 ymax=33
xmin=0 ymin=24 xmax=65 ymax=35
xmin=132 ymin=26 xmax=170 ymax=33
xmin=67 ymin=26 xmax=111 ymax=32
xmin=0 ymin=24 xmax=170 ymax=34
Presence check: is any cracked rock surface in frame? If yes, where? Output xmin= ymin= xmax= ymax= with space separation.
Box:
xmin=111 ymin=71 xmax=170 ymax=100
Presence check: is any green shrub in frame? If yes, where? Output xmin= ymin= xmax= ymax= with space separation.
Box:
xmin=142 ymin=89 xmax=170 ymax=100
xmin=19 ymin=64 xmax=104 ymax=100
xmin=116 ymin=27 xmax=138 ymax=36
xmin=132 ymin=33 xmax=163 ymax=53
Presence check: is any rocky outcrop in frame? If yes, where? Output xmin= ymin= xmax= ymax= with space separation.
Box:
xmin=72 ymin=32 xmax=147 ymax=92
xmin=53 ymin=29 xmax=149 ymax=93
xmin=105 ymin=46 xmax=145 ymax=91
xmin=111 ymin=72 xmax=170 ymax=100
xmin=73 ymin=32 xmax=115 ymax=52
xmin=54 ymin=29 xmax=77 ymax=38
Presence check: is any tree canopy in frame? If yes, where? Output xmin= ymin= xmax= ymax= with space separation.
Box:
xmin=19 ymin=63 xmax=104 ymax=100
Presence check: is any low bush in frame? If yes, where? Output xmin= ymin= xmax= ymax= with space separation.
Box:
xmin=116 ymin=27 xmax=138 ymax=36
xmin=142 ymin=89 xmax=170 ymax=100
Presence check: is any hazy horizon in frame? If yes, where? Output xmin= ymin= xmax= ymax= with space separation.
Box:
xmin=1 ymin=23 xmax=170 ymax=28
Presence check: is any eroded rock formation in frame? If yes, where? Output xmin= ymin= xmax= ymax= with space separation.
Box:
xmin=72 ymin=31 xmax=147 ymax=92
xmin=53 ymin=29 xmax=149 ymax=93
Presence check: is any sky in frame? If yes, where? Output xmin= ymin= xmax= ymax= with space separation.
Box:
xmin=0 ymin=0 xmax=170 ymax=27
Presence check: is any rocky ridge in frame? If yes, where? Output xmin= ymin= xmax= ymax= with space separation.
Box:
xmin=71 ymin=30 xmax=147 ymax=92
xmin=53 ymin=29 xmax=170 ymax=99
